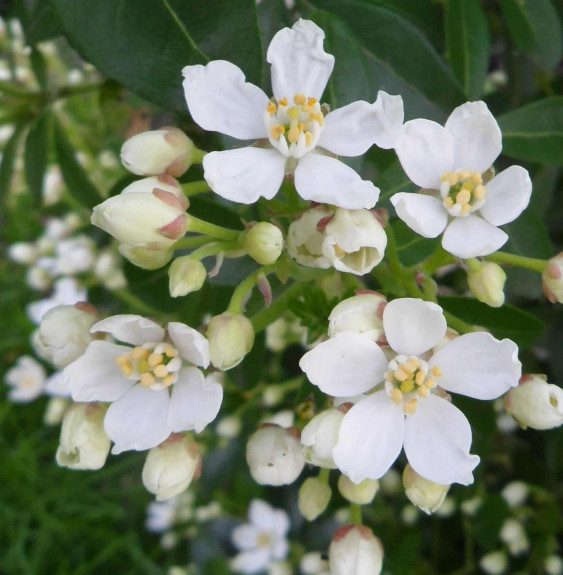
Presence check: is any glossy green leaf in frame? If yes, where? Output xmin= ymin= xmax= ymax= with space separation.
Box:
xmin=22 ymin=0 xmax=62 ymax=45
xmin=498 ymin=97 xmax=563 ymax=165
xmin=24 ymin=110 xmax=51 ymax=203
xmin=51 ymin=0 xmax=263 ymax=112
xmin=445 ymin=0 xmax=490 ymax=99
xmin=500 ymin=0 xmax=562 ymax=70
xmin=392 ymin=219 xmax=438 ymax=266
xmin=0 ymin=124 xmax=26 ymax=213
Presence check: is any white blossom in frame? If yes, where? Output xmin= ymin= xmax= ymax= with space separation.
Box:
xmin=4 ymin=355 xmax=46 ymax=402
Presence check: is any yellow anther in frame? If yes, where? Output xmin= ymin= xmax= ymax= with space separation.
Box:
xmin=404 ymin=359 xmax=420 ymax=373
xmin=163 ymin=375 xmax=175 ymax=386
xmin=148 ymin=353 xmax=163 ymax=367
xmin=307 ymin=97 xmax=318 ymax=106
xmin=390 ymin=389 xmax=403 ymax=404
xmin=415 ymin=370 xmax=426 ymax=386
xmin=308 ymin=112 xmax=324 ymax=125
xmin=418 ymin=385 xmax=430 ymax=398
xmin=334 ymin=244 xmax=346 ymax=258
xmin=443 ymin=197 xmax=454 ymax=208
xmin=298 ymin=122 xmax=307 ymax=132
xmin=120 ymin=361 xmax=133 ymax=377
xmin=394 ymin=369 xmax=408 ymax=382
xmin=164 ymin=346 xmax=178 ymax=358
xmin=461 ymin=203 xmax=472 ymax=215
xmin=400 ymin=380 xmax=415 ymax=394
xmin=131 ymin=346 xmax=149 ymax=360
xmin=137 ymin=360 xmax=149 ymax=374
xmin=288 ymin=126 xmax=300 ymax=144
xmin=441 ymin=172 xmax=458 ymax=186
xmin=267 ymin=101 xmax=276 ymax=115
xmin=154 ymin=364 xmax=169 ymax=378
xmin=474 ymin=184 xmax=486 ymax=200
xmin=426 ymin=378 xmax=437 ymax=389
xmin=456 ymin=188 xmax=471 ymax=205
xmin=471 ymin=173 xmax=483 ymax=185
xmin=432 ymin=366 xmax=443 ymax=377
xmin=294 ymin=94 xmax=306 ymax=105
xmin=458 ymin=170 xmax=471 ymax=180
xmin=403 ymin=399 xmax=418 ymax=415
xmin=278 ymin=97 xmax=288 ymax=107
xmin=140 ymin=373 xmax=155 ymax=388
xmin=287 ymin=106 xmax=301 ymax=121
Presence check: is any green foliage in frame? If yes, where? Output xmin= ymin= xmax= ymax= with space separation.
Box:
xmin=288 ymin=285 xmax=340 ymax=343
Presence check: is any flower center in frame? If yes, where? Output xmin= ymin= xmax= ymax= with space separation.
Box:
xmin=440 ymin=170 xmax=487 ymax=217
xmin=115 ymin=343 xmax=182 ymax=391
xmin=257 ymin=532 xmax=273 ymax=548
xmin=385 ymin=355 xmax=442 ymax=415
xmin=265 ymin=94 xmax=325 ymax=159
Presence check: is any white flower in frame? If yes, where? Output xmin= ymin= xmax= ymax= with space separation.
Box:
xmin=501 ymin=481 xmax=529 ymax=509
xmin=300 ymin=298 xmax=521 ymax=485
xmin=183 ymin=19 xmax=403 ymax=209
xmin=145 ymin=491 xmax=195 ymax=533
xmin=4 ymin=355 xmax=46 ymax=402
xmin=54 ymin=235 xmax=96 ymax=275
xmin=480 ymin=550 xmax=508 ymax=575
xmin=300 ymin=552 xmax=329 ymax=575
xmin=391 ymin=101 xmax=532 ymax=258
xmin=26 ymin=277 xmax=87 ymax=325
xmin=8 ymin=242 xmax=38 ymax=265
xmin=328 ymin=525 xmax=383 ymax=575
xmin=231 ymin=499 xmax=290 ymax=574
xmin=63 ymin=314 xmax=223 ymax=453
xmin=499 ymin=518 xmax=529 ymax=557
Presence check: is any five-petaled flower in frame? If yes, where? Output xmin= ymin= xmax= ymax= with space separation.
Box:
xmin=300 ymin=298 xmax=521 ymax=485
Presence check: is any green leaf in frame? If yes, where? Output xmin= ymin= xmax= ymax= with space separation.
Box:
xmin=53 ymin=117 xmax=104 ymax=208
xmin=438 ymin=295 xmax=545 ymax=347
xmin=500 ymin=0 xmax=563 ymax=70
xmin=498 ymin=97 xmax=563 ymax=165
xmin=392 ymin=219 xmax=438 ymax=266
xmin=22 ymin=0 xmax=62 ymax=45
xmin=29 ymin=47 xmax=49 ymax=90
xmin=24 ymin=110 xmax=51 ymax=203
xmin=445 ymin=0 xmax=490 ymax=99
xmin=51 ymin=0 xmax=263 ymax=112
xmin=0 ymin=124 xmax=26 ymax=214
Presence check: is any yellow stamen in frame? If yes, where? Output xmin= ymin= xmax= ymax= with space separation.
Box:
xmin=461 ymin=203 xmax=472 ymax=215
xmin=456 ymin=188 xmax=471 ymax=205
xmin=474 ymin=184 xmax=486 ymax=200
xmin=426 ymin=378 xmax=437 ymax=389
xmin=403 ymin=399 xmax=418 ymax=415
xmin=115 ymin=355 xmax=128 ymax=366
xmin=131 ymin=346 xmax=149 ymax=360
xmin=137 ymin=360 xmax=149 ymax=373
xmin=278 ymin=97 xmax=288 ymax=107
xmin=415 ymin=370 xmax=426 ymax=386
xmin=432 ymin=366 xmax=443 ymax=377
xmin=154 ymin=364 xmax=169 ymax=378
xmin=334 ymin=244 xmax=346 ymax=258
xmin=461 ymin=181 xmax=474 ymax=192
xmin=140 ymin=373 xmax=155 ymax=388
xmin=148 ymin=353 xmax=163 ymax=367
xmin=121 ymin=362 xmax=133 ymax=377
xmin=307 ymin=97 xmax=318 ymax=106
xmin=390 ymin=389 xmax=403 ymax=404
xmin=471 ymin=173 xmax=483 ymax=185
xmin=441 ymin=172 xmax=458 ymax=186
xmin=294 ymin=94 xmax=306 ymax=105
xmin=458 ymin=170 xmax=471 ymax=180
xmin=404 ymin=359 xmax=420 ymax=373
xmin=394 ymin=369 xmax=408 ymax=382
xmin=267 ymin=101 xmax=276 ymax=115
xmin=401 ymin=380 xmax=415 ymax=394
xmin=288 ymin=126 xmax=300 ymax=144
xmin=444 ymin=197 xmax=454 ymax=208
xmin=163 ymin=375 xmax=175 ymax=386
xmin=418 ymin=385 xmax=430 ymax=398
xmin=287 ymin=106 xmax=300 ymax=121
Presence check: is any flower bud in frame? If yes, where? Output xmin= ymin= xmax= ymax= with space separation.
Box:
xmin=500 ymin=518 xmax=529 ymax=557
xmin=301 ymin=409 xmax=345 ymax=469
xmin=26 ymin=266 xmax=53 ymax=291
xmin=402 ymin=464 xmax=450 ymax=515
xmin=543 ymin=252 xmax=563 ymax=303
xmin=300 ymin=552 xmax=329 ymax=575
xmin=504 ymin=374 xmax=563 ymax=430
xmin=207 ymin=313 xmax=254 ymax=370
xmin=168 ymin=256 xmax=207 ymax=297
xmin=118 ymin=243 xmax=174 ymax=270
xmin=35 ymin=303 xmax=97 ymax=367
xmin=43 ymin=397 xmax=70 ymax=426
xmin=122 ymin=174 xmax=186 ymax=200
xmin=338 ymin=475 xmax=379 ymax=505
xmin=328 ymin=293 xmax=387 ymax=342
xmin=56 ymin=403 xmax=111 ymax=470
xmin=246 ymin=425 xmax=305 ymax=486
xmin=244 ymin=222 xmax=284 ymax=265
xmin=479 ymin=550 xmax=507 ymax=575
xmin=121 ymin=128 xmax=195 ymax=178
xmin=94 ymin=250 xmax=127 ymax=290
xmin=287 ymin=206 xmax=332 ymax=269
xmin=545 ymin=555 xmax=563 ymax=575
xmin=142 ymin=434 xmax=201 ymax=501
xmin=467 ymin=262 xmax=506 ymax=308
xmin=501 ymin=481 xmax=528 ymax=509
xmin=8 ymin=242 xmax=38 ymax=264
xmin=299 ymin=477 xmax=332 ymax=521
xmin=328 ymin=525 xmax=384 ymax=575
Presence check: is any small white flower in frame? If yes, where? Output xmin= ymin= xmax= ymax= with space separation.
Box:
xmin=501 ymin=481 xmax=529 ymax=509
xmin=391 ymin=101 xmax=532 ymax=258
xmin=480 ymin=550 xmax=508 ymax=575
xmin=300 ymin=298 xmax=521 ymax=485
xmin=54 ymin=235 xmax=96 ymax=275
xmin=26 ymin=277 xmax=87 ymax=325
xmin=231 ymin=499 xmax=290 ymax=574
xmin=300 ymin=552 xmax=329 ymax=575
xmin=63 ymin=314 xmax=222 ymax=453
xmin=499 ymin=518 xmax=529 ymax=557
xmin=183 ymin=19 xmax=403 ymax=209
xmin=4 ymin=355 xmax=46 ymax=402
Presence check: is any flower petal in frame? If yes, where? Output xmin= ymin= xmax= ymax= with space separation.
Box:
xmin=267 ymin=19 xmax=335 ymax=101
xmin=479 ymin=166 xmax=532 ymax=226
xmin=65 ymin=341 xmax=135 ymax=402
xmin=203 ymin=147 xmax=286 ymax=204
xmin=395 ymin=119 xmax=455 ymax=189
xmin=231 ymin=549 xmax=271 ymax=574
xmin=249 ymin=499 xmax=290 ymax=535
xmin=300 ymin=331 xmax=388 ymax=397
xmin=333 ymin=391 xmax=405 ymax=483
xmin=430 ymin=332 xmax=521 ymax=400
xmin=90 ymin=314 xmax=164 ymax=345
xmin=167 ymin=322 xmax=210 ymax=368
xmin=383 ymin=298 xmax=447 ymax=356
xmin=441 ymin=216 xmax=508 ymax=258
xmin=390 ymin=192 xmax=448 ymax=238
xmin=444 ymin=101 xmax=502 ymax=173
xmin=182 ymin=60 xmax=269 ymax=140
xmin=105 ymin=385 xmax=172 ymax=454
xmin=231 ymin=524 xmax=261 ymax=550
xmin=167 ymin=367 xmax=223 ymax=433
xmin=403 ymin=394 xmax=480 ymax=485
xmin=295 ymin=153 xmax=380 ymax=209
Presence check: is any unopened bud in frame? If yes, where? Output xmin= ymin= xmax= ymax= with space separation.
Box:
xmin=246 ymin=425 xmax=305 ymax=486
xmin=543 ymin=253 xmax=563 ymax=303
xmin=338 ymin=475 xmax=379 ymax=505
xmin=299 ymin=476 xmax=332 ymax=521
xmin=329 ymin=525 xmax=384 ymax=575
xmin=121 ymin=128 xmax=195 ymax=178
xmin=402 ymin=464 xmax=450 ymax=515
xmin=301 ymin=409 xmax=344 ymax=469
xmin=479 ymin=550 xmax=508 ymax=575
xmin=142 ymin=434 xmax=201 ymax=501
xmin=207 ymin=313 xmax=254 ymax=370
xmin=168 ymin=257 xmax=207 ymax=297
xmin=244 ymin=222 xmax=284 ymax=265
xmin=8 ymin=242 xmax=38 ymax=264
xmin=501 ymin=481 xmax=528 ymax=509
xmin=56 ymin=403 xmax=110 ymax=470
xmin=119 ymin=244 xmax=174 ymax=270
xmin=287 ymin=206 xmax=332 ymax=269
xmin=328 ymin=293 xmax=386 ymax=342
xmin=504 ymin=374 xmax=563 ymax=430
xmin=467 ymin=262 xmax=506 ymax=308
xmin=499 ymin=518 xmax=529 ymax=557
xmin=43 ymin=397 xmax=70 ymax=426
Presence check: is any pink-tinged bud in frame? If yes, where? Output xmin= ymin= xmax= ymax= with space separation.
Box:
xmin=402 ymin=464 xmax=450 ymax=515
xmin=121 ymin=174 xmax=186 ymax=201
xmin=118 ymin=244 xmax=173 ymax=270
xmin=504 ymin=374 xmax=563 ymax=430
xmin=207 ymin=313 xmax=254 ymax=370
xmin=257 ymin=273 xmax=272 ymax=307
xmin=543 ymin=253 xmax=563 ymax=303
xmin=329 ymin=525 xmax=384 ymax=575
xmin=120 ymin=128 xmax=195 ymax=178
xmin=244 ymin=221 xmax=284 ymax=265
xmin=299 ymin=477 xmax=332 ymax=520
xmin=328 ymin=293 xmax=387 ymax=342
xmin=142 ymin=434 xmax=201 ymax=501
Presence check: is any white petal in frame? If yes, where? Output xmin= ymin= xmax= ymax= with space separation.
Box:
xmin=65 ymin=341 xmax=135 ymax=402
xmin=232 ymin=524 xmax=260 ymax=550
xmin=383 ymin=298 xmax=447 ymax=356
xmin=167 ymin=322 xmax=209 ymax=368
xmin=395 ymin=119 xmax=455 ymax=189
xmin=300 ymin=331 xmax=388 ymax=396
xmin=167 ymin=367 xmax=223 ymax=433
xmin=403 ymin=394 xmax=480 ymax=485
xmin=318 ymin=92 xmax=403 ymax=157
xmin=430 ymin=332 xmax=521 ymax=400
xmin=390 ymin=192 xmax=448 ymax=238
xmin=442 ymin=216 xmax=508 ymax=258
xmin=231 ymin=549 xmax=271 ymax=574
xmin=294 ymin=153 xmax=380 ymax=209
xmin=249 ymin=499 xmax=290 ymax=535
xmin=333 ymin=392 xmax=405 ymax=483
xmin=105 ymin=385 xmax=172 ymax=454
xmin=182 ymin=60 xmax=269 ymax=140
xmin=444 ymin=101 xmax=502 ymax=173
xmin=267 ymin=19 xmax=335 ymax=101
xmin=90 ymin=315 xmax=164 ymax=345
xmin=203 ymin=147 xmax=286 ymax=204
xmin=479 ymin=166 xmax=532 ymax=226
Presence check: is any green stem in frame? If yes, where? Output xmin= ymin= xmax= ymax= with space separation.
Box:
xmin=113 ymin=289 xmax=170 ymax=319
xmin=188 ymin=241 xmax=242 ymax=261
xmin=186 ymin=214 xmax=242 ymax=242
xmin=182 ymin=180 xmax=210 ymax=197
xmin=251 ymin=281 xmax=307 ymax=333
xmin=54 ymin=83 xmax=104 ymax=100
xmin=191 ymin=148 xmax=207 ymax=164
xmin=350 ymin=503 xmax=363 ymax=526
xmin=465 ymin=258 xmax=482 ymax=273
xmin=173 ymin=236 xmax=215 ymax=250
xmin=485 ymin=251 xmax=547 ymax=273
xmin=227 ymin=262 xmax=281 ymax=314
xmin=318 ymin=467 xmax=331 ymax=485
xmin=422 ymin=245 xmax=456 ymax=274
